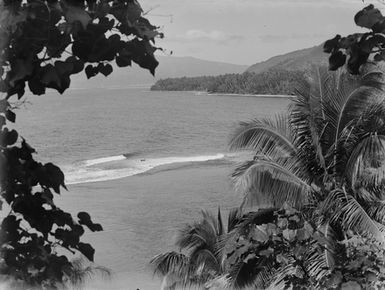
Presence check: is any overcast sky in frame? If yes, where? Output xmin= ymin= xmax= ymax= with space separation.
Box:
xmin=141 ymin=0 xmax=382 ymax=65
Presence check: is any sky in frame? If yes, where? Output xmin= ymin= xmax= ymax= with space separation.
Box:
xmin=141 ymin=0 xmax=383 ymax=65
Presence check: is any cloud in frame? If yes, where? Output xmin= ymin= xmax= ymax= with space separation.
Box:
xmin=257 ymin=32 xmax=332 ymax=43
xmin=170 ymin=29 xmax=244 ymax=43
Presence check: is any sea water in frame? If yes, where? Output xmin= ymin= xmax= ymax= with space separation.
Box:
xmin=16 ymin=87 xmax=289 ymax=184
xmin=15 ymin=87 xmax=290 ymax=289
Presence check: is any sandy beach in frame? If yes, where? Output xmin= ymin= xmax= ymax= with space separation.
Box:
xmin=56 ymin=163 xmax=241 ymax=290
xmin=14 ymin=88 xmax=288 ymax=289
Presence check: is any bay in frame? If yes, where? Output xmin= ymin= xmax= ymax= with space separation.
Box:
xmin=15 ymin=88 xmax=290 ymax=289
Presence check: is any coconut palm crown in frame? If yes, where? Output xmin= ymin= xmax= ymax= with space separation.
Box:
xmin=150 ymin=208 xmax=241 ymax=289
xmin=230 ymin=66 xmax=385 ymax=245
xmin=151 ymin=67 xmax=385 ymax=290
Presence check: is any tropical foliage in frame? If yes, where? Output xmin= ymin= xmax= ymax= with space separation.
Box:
xmin=151 ymin=70 xmax=306 ymax=95
xmin=228 ymin=66 xmax=385 ymax=286
xmin=324 ymin=4 xmax=385 ymax=74
xmin=150 ymin=208 xmax=241 ymax=289
xmin=151 ymin=66 xmax=385 ymax=289
xmin=0 ymin=0 xmax=160 ymax=288
xmin=317 ymin=236 xmax=385 ymax=289
xmin=151 ymin=5 xmax=385 ymax=288
xmin=229 ymin=66 xmax=385 ymax=234
xmin=221 ymin=206 xmax=385 ymax=289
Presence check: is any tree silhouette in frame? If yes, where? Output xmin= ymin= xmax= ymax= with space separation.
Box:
xmin=324 ymin=4 xmax=385 ymax=74
xmin=0 ymin=0 xmax=161 ymax=288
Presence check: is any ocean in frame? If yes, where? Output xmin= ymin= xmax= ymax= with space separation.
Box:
xmin=15 ymin=87 xmax=290 ymax=289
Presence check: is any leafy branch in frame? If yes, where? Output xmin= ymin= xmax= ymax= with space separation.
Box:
xmin=0 ymin=0 xmax=161 ymax=288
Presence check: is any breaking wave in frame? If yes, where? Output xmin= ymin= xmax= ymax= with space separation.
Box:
xmin=64 ymin=153 xmax=226 ymax=185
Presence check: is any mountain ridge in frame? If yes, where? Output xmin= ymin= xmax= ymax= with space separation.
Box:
xmin=246 ymin=44 xmax=328 ymax=74
xmin=70 ymin=45 xmax=330 ymax=90
xmin=70 ymin=55 xmax=248 ymax=89
xmin=150 ymin=44 xmax=329 ymax=95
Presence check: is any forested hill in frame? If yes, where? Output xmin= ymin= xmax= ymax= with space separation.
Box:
xmin=151 ymin=69 xmax=305 ymax=95
xmin=246 ymin=45 xmax=327 ymax=74
xmin=151 ymin=44 xmax=329 ymax=95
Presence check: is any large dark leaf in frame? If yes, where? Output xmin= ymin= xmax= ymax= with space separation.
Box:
xmin=78 ymin=242 xmax=95 ymax=261
xmin=38 ymin=163 xmax=67 ymax=193
xmin=78 ymin=211 xmax=103 ymax=232
xmin=1 ymin=128 xmax=18 ymax=146
xmin=329 ymin=51 xmax=346 ymax=71
xmin=354 ymin=5 xmax=383 ymax=29
xmin=65 ymin=56 xmax=84 ymax=74
xmin=28 ymin=77 xmax=46 ymax=95
xmin=323 ymin=35 xmax=340 ymax=53
xmin=116 ymin=54 xmax=132 ymax=67
xmin=5 ymin=109 xmax=15 ymax=123
xmin=85 ymin=65 xmax=98 ymax=79
xmin=98 ymin=63 xmax=113 ymax=77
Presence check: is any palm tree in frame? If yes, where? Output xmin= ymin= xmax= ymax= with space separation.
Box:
xmin=150 ymin=208 xmax=241 ymax=289
xmin=228 ymin=66 xmax=385 ymax=286
xmin=3 ymin=257 xmax=111 ymax=290
xmin=64 ymin=257 xmax=111 ymax=290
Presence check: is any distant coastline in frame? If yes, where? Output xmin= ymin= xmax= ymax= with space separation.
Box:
xmin=150 ymin=69 xmax=306 ymax=96
xmin=206 ymin=92 xmax=294 ymax=98
xmin=150 ymin=90 xmax=294 ymax=98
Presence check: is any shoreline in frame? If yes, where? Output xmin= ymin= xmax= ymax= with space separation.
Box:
xmin=150 ymin=89 xmax=293 ymax=98
xmin=57 ymin=163 xmax=239 ymax=290
xmin=207 ymin=92 xmax=294 ymax=98
xmin=64 ymin=153 xmax=229 ymax=185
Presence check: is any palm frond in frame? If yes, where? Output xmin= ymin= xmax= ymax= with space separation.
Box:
xmin=318 ymin=69 xmax=356 ymax=136
xmin=227 ymin=208 xmax=242 ymax=233
xmin=214 ymin=232 xmax=236 ymax=268
xmin=305 ymin=246 xmax=330 ymax=282
xmin=360 ymin=69 xmax=385 ymax=91
xmin=356 ymin=187 xmax=385 ymax=203
xmin=269 ymin=256 xmax=305 ymax=289
xmin=149 ymin=251 xmax=188 ymax=277
xmin=253 ymin=264 xmax=276 ymax=290
xmin=204 ymin=275 xmax=231 ymax=289
xmin=336 ymin=86 xmax=385 ymax=141
xmin=217 ymin=207 xmax=224 ymax=237
xmin=345 ymin=134 xmax=385 ymax=187
xmin=65 ymin=258 xmax=111 ymax=289
xmin=232 ymin=157 xmax=312 ymax=209
xmin=315 ymin=67 xmax=330 ymax=115
xmin=189 ymin=247 xmax=221 ymax=274
xmin=323 ymin=223 xmax=336 ymax=270
xmin=175 ymin=211 xmax=218 ymax=252
xmin=329 ymin=190 xmax=385 ymax=243
xmin=175 ymin=223 xmax=208 ymax=251
xmin=229 ymin=114 xmax=295 ymax=159
xmin=320 ymin=70 xmax=385 ymax=179
xmin=213 ymin=209 xmax=243 ymax=269
xmin=366 ymin=201 xmax=385 ymax=224
xmin=304 ymin=223 xmax=337 ymax=283
xmin=290 ymin=72 xmax=327 ymax=179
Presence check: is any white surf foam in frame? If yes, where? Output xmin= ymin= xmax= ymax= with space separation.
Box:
xmin=65 ymin=153 xmax=225 ymax=185
xmin=83 ymin=155 xmax=127 ymax=166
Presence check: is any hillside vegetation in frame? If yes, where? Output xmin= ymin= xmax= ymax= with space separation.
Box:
xmin=151 ymin=69 xmax=306 ymax=95
xmin=246 ymin=45 xmax=327 ymax=74
xmin=151 ymin=45 xmax=329 ymax=95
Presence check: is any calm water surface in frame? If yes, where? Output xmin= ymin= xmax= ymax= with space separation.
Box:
xmin=15 ymin=88 xmax=290 ymax=289
xmin=17 ymin=88 xmax=289 ymax=165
